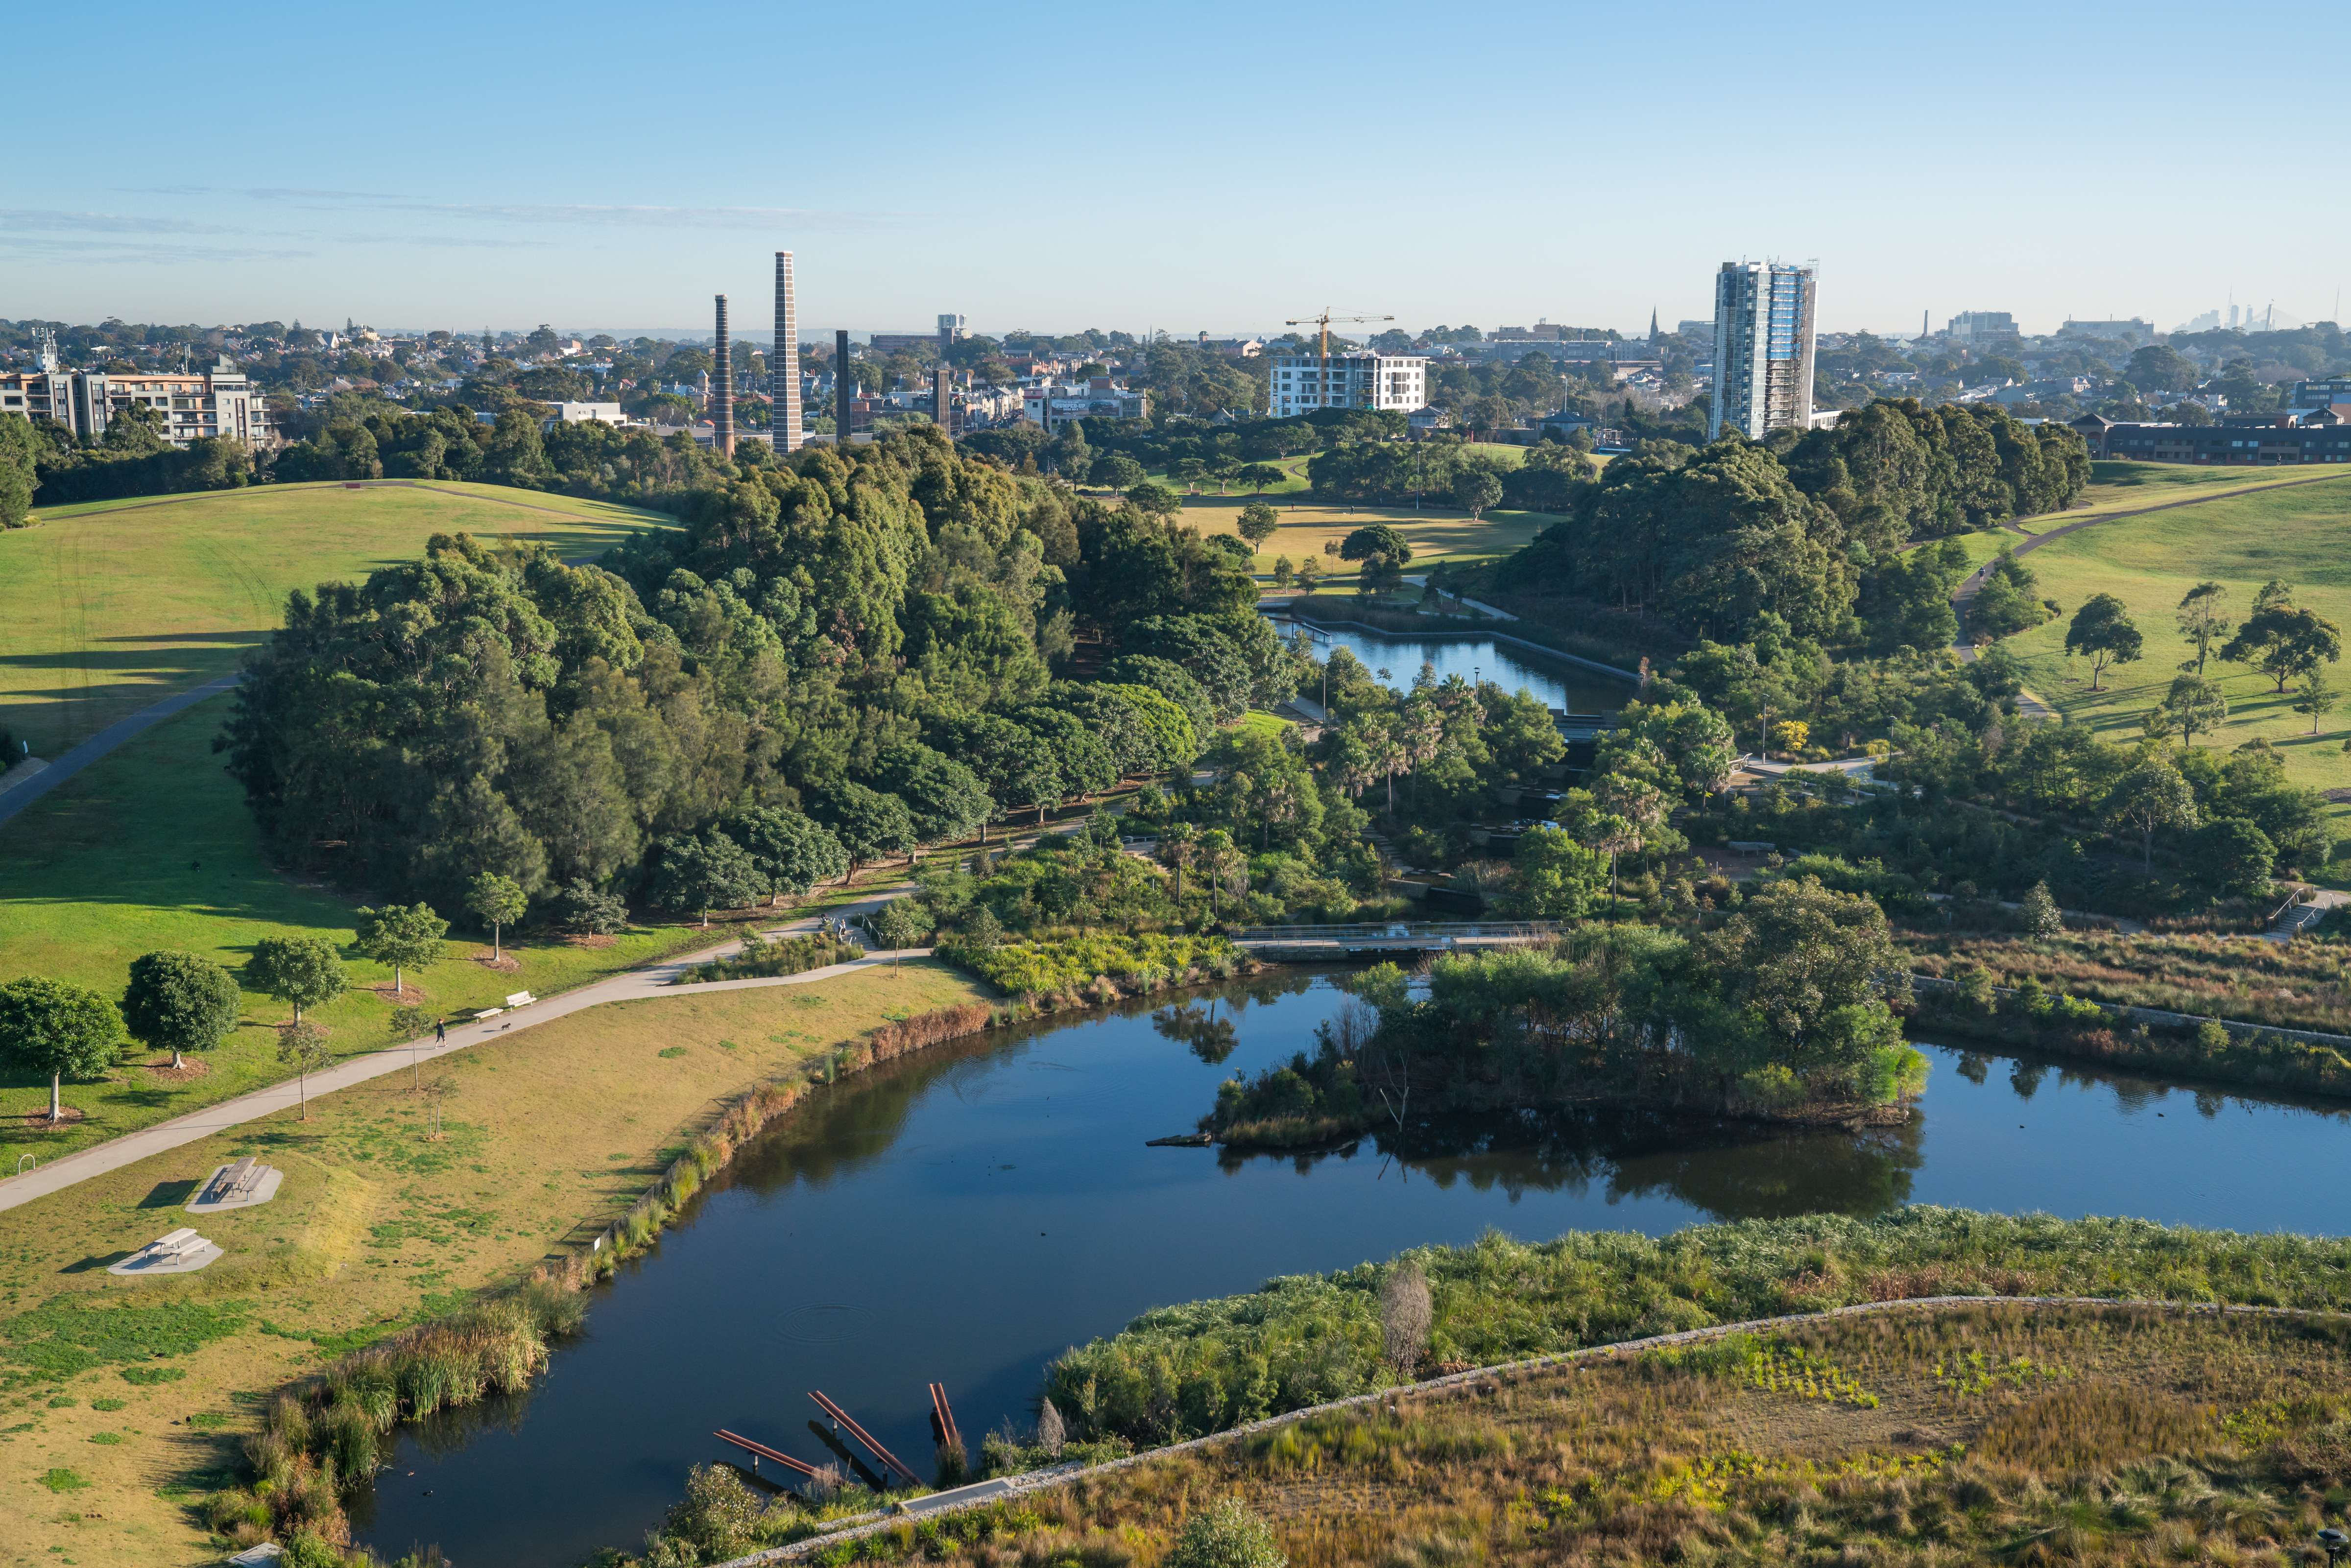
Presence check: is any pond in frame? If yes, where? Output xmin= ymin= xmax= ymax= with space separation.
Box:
xmin=1270 ymin=615 xmax=1632 ymax=714
xmin=355 ymin=975 xmax=2351 ymax=1566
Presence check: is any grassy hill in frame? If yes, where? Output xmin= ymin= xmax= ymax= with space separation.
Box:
xmin=1993 ymin=471 xmax=2351 ymax=832
xmin=0 ymin=481 xmax=696 ymax=1155
xmin=3 ymin=480 xmax=670 ymax=756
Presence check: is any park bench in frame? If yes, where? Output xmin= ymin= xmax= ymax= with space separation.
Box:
xmin=504 ymin=990 xmax=536 ymax=1009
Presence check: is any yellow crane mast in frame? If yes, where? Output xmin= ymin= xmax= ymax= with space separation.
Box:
xmin=1283 ymin=307 xmax=1395 ymax=411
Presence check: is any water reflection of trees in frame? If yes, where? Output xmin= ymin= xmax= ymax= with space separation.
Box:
xmin=1213 ymin=1105 xmax=1924 ymax=1221
xmin=735 ymin=976 xmax=1325 ymax=1191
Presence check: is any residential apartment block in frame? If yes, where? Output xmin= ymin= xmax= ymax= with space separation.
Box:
xmin=2072 ymin=409 xmax=2351 ymax=464
xmin=1269 ymin=351 xmax=1426 ymax=418
xmin=0 ymin=348 xmax=271 ymax=451
xmin=1020 ymin=377 xmax=1149 ymax=433
xmin=1709 ymin=261 xmax=1817 ymax=441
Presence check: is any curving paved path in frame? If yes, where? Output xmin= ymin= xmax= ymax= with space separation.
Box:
xmin=0 ymin=893 xmax=922 ymax=1214
xmin=0 ymin=672 xmax=245 ymax=827
xmin=1949 ymin=468 xmax=2351 ymax=718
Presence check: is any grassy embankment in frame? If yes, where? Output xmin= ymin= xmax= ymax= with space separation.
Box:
xmin=0 ymin=483 xmax=715 ymax=1157
xmin=827 ymin=1302 xmax=2351 ymax=1568
xmin=0 ymin=960 xmax=988 ymax=1568
xmin=4 ymin=480 xmax=669 ymax=756
xmin=1991 ymin=474 xmax=2351 ymax=839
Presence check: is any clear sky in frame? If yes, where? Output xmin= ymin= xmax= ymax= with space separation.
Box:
xmin=10 ymin=0 xmax=2346 ymax=340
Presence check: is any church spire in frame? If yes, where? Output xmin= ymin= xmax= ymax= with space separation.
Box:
xmin=1649 ymin=306 xmax=1659 ymax=341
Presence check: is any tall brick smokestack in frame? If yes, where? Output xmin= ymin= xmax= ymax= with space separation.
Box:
xmin=772 ymin=251 xmax=801 ymax=452
xmin=934 ymin=364 xmax=950 ymax=433
xmin=711 ymin=293 xmax=735 ymax=457
xmin=836 ymin=328 xmax=852 ymax=444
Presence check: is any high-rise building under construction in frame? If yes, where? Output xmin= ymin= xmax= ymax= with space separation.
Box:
xmin=1709 ymin=261 xmax=1817 ymax=441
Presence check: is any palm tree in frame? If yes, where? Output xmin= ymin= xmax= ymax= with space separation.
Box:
xmin=1155 ymin=822 xmax=1199 ymax=903
xmin=1581 ymin=811 xmax=1642 ymax=917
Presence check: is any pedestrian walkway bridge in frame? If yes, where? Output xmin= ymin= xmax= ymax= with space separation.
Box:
xmin=1232 ymin=921 xmax=1563 ymax=958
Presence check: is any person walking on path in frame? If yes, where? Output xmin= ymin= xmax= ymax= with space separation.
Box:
xmin=434 ymin=1017 xmax=447 ymax=1043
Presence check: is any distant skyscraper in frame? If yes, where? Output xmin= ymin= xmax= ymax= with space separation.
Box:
xmin=711 ymin=293 xmax=735 ymax=457
xmin=773 ymin=251 xmax=802 ymax=452
xmin=1709 ymin=261 xmax=1817 ymax=441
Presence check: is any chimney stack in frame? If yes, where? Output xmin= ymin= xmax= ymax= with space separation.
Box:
xmin=772 ymin=252 xmax=802 ymax=452
xmin=933 ymin=363 xmax=950 ymax=433
xmin=836 ymin=328 xmax=853 ymax=444
xmin=711 ymin=294 xmax=735 ymax=456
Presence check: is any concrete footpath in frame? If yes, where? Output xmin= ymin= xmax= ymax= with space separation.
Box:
xmin=0 ymin=895 xmax=923 ymax=1215
xmin=0 ymin=672 xmax=244 ymax=827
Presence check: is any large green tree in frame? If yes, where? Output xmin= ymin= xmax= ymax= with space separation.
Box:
xmin=2065 ymin=594 xmax=2143 ymax=691
xmin=352 ymin=903 xmax=449 ymax=997
xmin=0 ymin=978 xmax=123 ymax=1121
xmin=120 ymin=951 xmax=241 ymax=1071
xmin=246 ymin=936 xmax=347 ymax=1024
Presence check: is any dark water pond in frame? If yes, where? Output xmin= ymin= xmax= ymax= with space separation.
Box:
xmin=356 ymin=975 xmax=2351 ymax=1566
xmin=1272 ymin=617 xmax=1631 ymax=713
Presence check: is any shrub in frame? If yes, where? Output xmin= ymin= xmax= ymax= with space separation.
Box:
xmin=1165 ymin=1498 xmax=1286 ymax=1568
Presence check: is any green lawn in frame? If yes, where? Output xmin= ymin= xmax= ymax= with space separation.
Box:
xmin=1994 ymin=472 xmax=2351 ymax=838
xmin=2004 ymin=460 xmax=2347 ymax=535
xmin=4 ymin=481 xmax=671 ymax=755
xmin=1176 ymin=496 xmax=1557 ymax=578
xmin=0 ymin=701 xmax=746 ymax=1162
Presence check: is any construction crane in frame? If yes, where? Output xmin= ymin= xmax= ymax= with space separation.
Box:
xmin=1284 ymin=307 xmax=1395 ymax=412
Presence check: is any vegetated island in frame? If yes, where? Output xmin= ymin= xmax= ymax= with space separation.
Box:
xmin=1199 ymin=878 xmax=1927 ymax=1150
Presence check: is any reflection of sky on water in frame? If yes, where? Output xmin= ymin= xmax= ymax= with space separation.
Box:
xmin=362 ymin=979 xmax=2351 ymax=1568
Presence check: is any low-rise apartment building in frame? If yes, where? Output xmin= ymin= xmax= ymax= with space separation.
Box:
xmin=2073 ymin=410 xmax=2351 ymax=464
xmin=1270 ymin=351 xmax=1426 ymax=417
xmin=1020 ymin=377 xmax=1149 ymax=433
xmin=0 ymin=351 xmax=272 ymax=451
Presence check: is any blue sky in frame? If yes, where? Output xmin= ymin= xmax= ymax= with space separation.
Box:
xmin=9 ymin=0 xmax=2347 ymax=339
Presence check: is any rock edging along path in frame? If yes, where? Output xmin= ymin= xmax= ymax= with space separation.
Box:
xmin=717 ymin=1293 xmax=2349 ymax=1565
xmin=0 ymin=900 xmax=924 ymax=1215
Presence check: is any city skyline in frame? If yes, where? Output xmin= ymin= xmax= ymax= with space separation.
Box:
xmin=9 ymin=1 xmax=2349 ymax=337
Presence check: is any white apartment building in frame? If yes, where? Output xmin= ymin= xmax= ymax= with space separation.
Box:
xmin=0 ymin=349 xmax=272 ymax=451
xmin=542 ymin=402 xmax=627 ymax=427
xmin=1270 ymin=351 xmax=1426 ymax=418
xmin=1020 ymin=377 xmax=1149 ymax=433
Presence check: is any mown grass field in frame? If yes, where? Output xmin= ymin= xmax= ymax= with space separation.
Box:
xmin=1994 ymin=474 xmax=2351 ymax=831
xmin=2036 ymin=459 xmax=2349 ymax=530
xmin=1174 ymin=496 xmax=1558 ymax=579
xmin=0 ymin=702 xmax=757 ymax=1161
xmin=835 ymin=1302 xmax=2351 ymax=1568
xmin=0 ymin=963 xmax=985 ymax=1568
xmin=3 ymin=481 xmax=670 ymax=755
